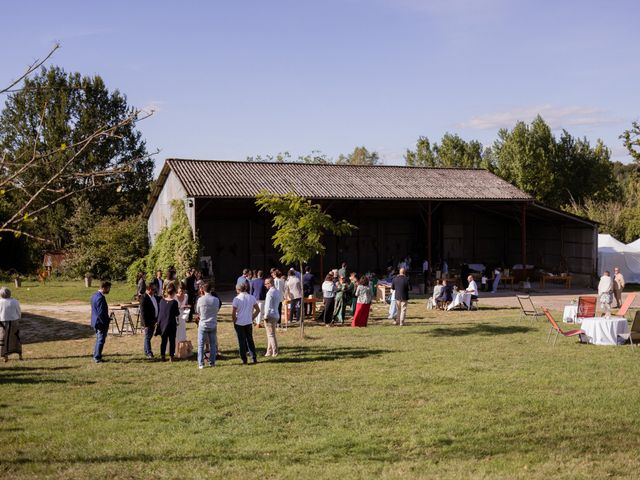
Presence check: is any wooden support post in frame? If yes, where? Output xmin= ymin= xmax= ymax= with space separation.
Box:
xmin=521 ymin=203 xmax=527 ymax=265
xmin=427 ymin=201 xmax=432 ymax=272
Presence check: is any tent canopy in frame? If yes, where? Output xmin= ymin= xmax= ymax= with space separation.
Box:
xmin=598 ymin=234 xmax=640 ymax=283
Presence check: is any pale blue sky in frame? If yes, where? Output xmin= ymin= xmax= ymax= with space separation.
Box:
xmin=2 ymin=0 xmax=639 ymax=172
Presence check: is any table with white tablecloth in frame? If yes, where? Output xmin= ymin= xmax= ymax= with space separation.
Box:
xmin=579 ymin=316 xmax=628 ymax=345
xmin=563 ymin=305 xmax=577 ymax=323
xmin=447 ymin=292 xmax=472 ymax=311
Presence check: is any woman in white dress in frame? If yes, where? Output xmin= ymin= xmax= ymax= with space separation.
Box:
xmin=175 ymin=283 xmax=189 ymax=342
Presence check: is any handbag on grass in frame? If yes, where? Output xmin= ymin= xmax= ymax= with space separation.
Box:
xmin=176 ymin=340 xmax=193 ymax=359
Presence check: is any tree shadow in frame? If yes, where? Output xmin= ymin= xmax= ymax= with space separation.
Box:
xmin=426 ymin=323 xmax=534 ymax=337
xmin=20 ymin=313 xmax=95 ymax=343
xmin=0 ymin=369 xmax=95 ymax=386
xmin=269 ymin=345 xmax=390 ymax=363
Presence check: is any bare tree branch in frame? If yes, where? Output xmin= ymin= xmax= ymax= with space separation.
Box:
xmin=0 ymin=44 xmax=60 ymax=96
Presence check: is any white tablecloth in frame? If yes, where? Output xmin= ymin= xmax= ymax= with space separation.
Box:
xmin=580 ymin=316 xmax=628 ymax=346
xmin=563 ymin=305 xmax=577 ymax=323
xmin=447 ymin=292 xmax=472 ymax=310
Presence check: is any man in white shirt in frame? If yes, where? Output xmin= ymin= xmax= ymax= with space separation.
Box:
xmin=232 ymin=282 xmax=260 ymax=364
xmin=465 ymin=275 xmax=479 ymax=300
xmin=196 ymin=282 xmax=221 ymax=368
xmin=262 ymin=278 xmax=282 ymax=356
xmin=285 ymin=268 xmax=303 ymax=324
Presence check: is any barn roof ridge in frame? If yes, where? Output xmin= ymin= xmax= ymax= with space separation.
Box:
xmin=166 ymin=157 xmax=491 ymax=172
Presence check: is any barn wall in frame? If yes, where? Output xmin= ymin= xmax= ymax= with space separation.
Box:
xmin=194 ymin=198 xmax=596 ymax=285
xmin=148 ymin=170 xmax=189 ymax=244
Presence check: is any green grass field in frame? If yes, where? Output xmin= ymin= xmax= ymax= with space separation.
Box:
xmin=2 ymin=299 xmax=639 ymax=479
xmin=6 ymin=280 xmax=135 ymax=304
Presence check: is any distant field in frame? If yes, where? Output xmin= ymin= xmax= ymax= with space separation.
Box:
xmin=1 ymin=301 xmax=639 ymax=479
xmin=5 ymin=280 xmax=134 ymax=304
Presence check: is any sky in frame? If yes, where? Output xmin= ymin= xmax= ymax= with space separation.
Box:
xmin=2 ymin=0 xmax=639 ymax=174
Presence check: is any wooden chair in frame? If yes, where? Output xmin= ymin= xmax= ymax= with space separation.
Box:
xmin=516 ymin=295 xmax=545 ymax=323
xmin=576 ymin=296 xmax=596 ymax=319
xmin=618 ymin=311 xmax=640 ymax=346
xmin=542 ymin=308 xmax=586 ymax=347
xmin=616 ymin=293 xmax=637 ymax=319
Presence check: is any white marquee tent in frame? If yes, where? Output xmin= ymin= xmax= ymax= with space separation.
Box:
xmin=598 ymin=234 xmax=640 ymax=283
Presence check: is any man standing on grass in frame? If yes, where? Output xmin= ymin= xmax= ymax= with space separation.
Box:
xmin=263 ymin=277 xmax=282 ymax=356
xmin=139 ymin=283 xmax=160 ymax=359
xmin=285 ymin=268 xmax=303 ymax=324
xmin=196 ymin=282 xmax=220 ymax=369
xmin=90 ymin=281 xmax=111 ymax=364
xmin=392 ymin=268 xmax=410 ymax=326
xmin=613 ymin=267 xmax=625 ymax=309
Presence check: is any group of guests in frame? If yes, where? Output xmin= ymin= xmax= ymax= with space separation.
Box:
xmin=598 ymin=267 xmax=626 ymax=312
xmin=429 ymin=275 xmax=479 ymax=310
xmin=321 ymin=268 xmax=374 ymax=327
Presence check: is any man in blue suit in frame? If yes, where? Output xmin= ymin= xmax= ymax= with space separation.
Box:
xmin=91 ymin=281 xmax=112 ymax=363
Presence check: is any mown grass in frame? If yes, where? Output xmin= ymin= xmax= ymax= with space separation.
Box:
xmin=6 ymin=280 xmax=134 ymax=304
xmin=1 ymin=301 xmax=639 ymax=479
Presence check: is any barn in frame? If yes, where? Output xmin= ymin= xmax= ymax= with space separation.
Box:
xmin=144 ymin=159 xmax=598 ymax=286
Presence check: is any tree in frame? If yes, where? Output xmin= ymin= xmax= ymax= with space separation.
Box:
xmin=127 ymin=200 xmax=200 ymax=284
xmin=246 ymin=150 xmax=332 ymax=164
xmin=65 ymin=200 xmax=148 ymax=280
xmin=491 ymin=116 xmax=617 ymax=208
xmin=404 ymin=136 xmax=437 ymax=167
xmin=434 ymin=133 xmax=485 ymax=168
xmin=621 ymin=121 xmax=640 ymax=163
xmin=336 ymin=146 xmax=380 ymax=165
xmin=255 ymin=191 xmax=356 ymax=337
xmin=491 ymin=116 xmax=558 ymax=205
xmin=0 ymin=49 xmax=154 ymax=264
xmin=404 ymin=134 xmax=487 ymax=169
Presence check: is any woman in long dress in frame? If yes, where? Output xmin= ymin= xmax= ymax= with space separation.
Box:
xmin=332 ymin=276 xmax=347 ymax=324
xmin=0 ymin=287 xmax=22 ymax=361
xmin=351 ymin=276 xmax=372 ymax=327
xmin=175 ymin=283 xmax=189 ymax=343
xmin=157 ymin=283 xmax=180 ymax=361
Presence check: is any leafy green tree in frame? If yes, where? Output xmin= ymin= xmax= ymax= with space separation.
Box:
xmin=554 ymin=132 xmax=616 ymax=205
xmin=127 ymin=200 xmax=200 ymax=284
xmin=620 ymin=120 xmax=640 ymax=163
xmin=65 ymin=201 xmax=148 ymax=280
xmin=405 ymin=134 xmax=487 ymax=169
xmin=0 ymin=63 xmax=153 ymax=259
xmin=255 ymin=191 xmax=356 ymax=337
xmin=336 ymin=146 xmax=380 ymax=165
xmin=492 ymin=116 xmax=558 ymax=205
xmin=404 ymin=136 xmax=437 ymax=167
xmin=434 ymin=133 xmax=485 ymax=168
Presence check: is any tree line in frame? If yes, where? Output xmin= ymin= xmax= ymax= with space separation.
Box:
xmin=2 ymin=51 xmax=639 ymax=279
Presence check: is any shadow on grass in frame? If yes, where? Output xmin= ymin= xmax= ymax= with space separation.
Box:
xmin=270 ymin=345 xmax=390 ymax=363
xmin=427 ymin=323 xmax=534 ymax=337
xmin=20 ymin=313 xmax=95 ymax=344
xmin=0 ymin=369 xmax=95 ymax=385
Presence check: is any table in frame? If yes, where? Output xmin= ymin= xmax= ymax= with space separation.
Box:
xmin=376 ymin=283 xmax=391 ymax=302
xmin=447 ymin=292 xmax=472 ymax=311
xmin=563 ymin=305 xmax=577 ymax=323
xmin=109 ymin=304 xmax=139 ymax=335
xmin=540 ymin=274 xmax=572 ymax=289
xmin=283 ymin=297 xmax=320 ymax=328
xmin=580 ymin=316 xmax=628 ymax=345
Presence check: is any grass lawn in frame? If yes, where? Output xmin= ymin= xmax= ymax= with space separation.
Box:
xmin=2 ymin=301 xmax=639 ymax=479
xmin=6 ymin=280 xmax=134 ymax=304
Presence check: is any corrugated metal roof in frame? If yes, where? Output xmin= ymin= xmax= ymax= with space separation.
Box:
xmin=163 ymin=159 xmax=532 ymax=201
